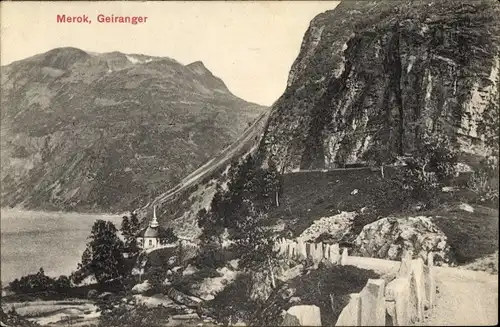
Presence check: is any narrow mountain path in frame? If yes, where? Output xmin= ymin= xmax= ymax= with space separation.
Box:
xmin=420 ymin=267 xmax=498 ymax=326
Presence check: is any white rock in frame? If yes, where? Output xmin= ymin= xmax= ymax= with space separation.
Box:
xmin=182 ymin=264 xmax=198 ymax=276
xmin=351 ymin=189 xmax=359 ymax=195
xmin=131 ymin=280 xmax=151 ymax=294
xmin=458 ymin=203 xmax=474 ymax=213
xmin=441 ymin=186 xmax=457 ymax=192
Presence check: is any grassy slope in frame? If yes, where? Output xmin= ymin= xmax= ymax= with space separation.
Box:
xmin=269 ymin=168 xmax=498 ymax=264
xmin=269 ymin=167 xmax=404 ymax=236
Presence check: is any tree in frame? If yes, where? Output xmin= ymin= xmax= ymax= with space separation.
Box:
xmin=121 ymin=212 xmax=141 ymax=256
xmin=72 ymin=220 xmax=127 ymax=287
xmin=147 ymin=266 xmax=167 ymax=291
xmin=53 ymin=275 xmax=71 ymax=291
xmin=473 ymin=88 xmax=500 ymax=204
xmin=264 ymin=158 xmax=282 ymax=208
xmin=159 ymin=227 xmax=178 ymax=245
xmin=197 ymin=154 xmax=281 ymax=274
xmin=8 ymin=268 xmax=55 ymax=294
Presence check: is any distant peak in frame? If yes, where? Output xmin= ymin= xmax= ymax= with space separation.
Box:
xmin=39 ymin=47 xmax=90 ymax=70
xmin=187 ymin=60 xmax=205 ymax=68
xmin=186 ymin=60 xmax=210 ymax=75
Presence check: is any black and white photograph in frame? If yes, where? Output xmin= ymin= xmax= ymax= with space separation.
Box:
xmin=1 ymin=0 xmax=498 ymax=326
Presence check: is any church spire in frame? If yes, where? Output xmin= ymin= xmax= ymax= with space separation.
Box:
xmin=150 ymin=205 xmax=159 ymax=228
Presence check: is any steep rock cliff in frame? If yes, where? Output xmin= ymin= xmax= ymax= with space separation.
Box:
xmin=259 ymin=0 xmax=500 ymax=171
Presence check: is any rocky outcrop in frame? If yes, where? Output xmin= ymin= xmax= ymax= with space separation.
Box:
xmin=352 ymin=216 xmax=453 ymax=265
xmin=189 ymin=266 xmax=238 ymax=301
xmin=258 ymin=0 xmax=500 ymax=171
xmin=166 ymin=288 xmax=203 ymax=308
xmin=299 ymin=211 xmax=356 ymax=242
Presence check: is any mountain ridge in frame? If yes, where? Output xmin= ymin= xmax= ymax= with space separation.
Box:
xmin=1 ymin=47 xmax=267 ymax=213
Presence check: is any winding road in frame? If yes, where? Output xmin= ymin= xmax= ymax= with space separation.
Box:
xmin=420 ymin=267 xmax=498 ymax=326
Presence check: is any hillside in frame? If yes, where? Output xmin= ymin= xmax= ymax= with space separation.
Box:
xmin=0 ymin=48 xmax=267 ymax=212
xmin=136 ymin=109 xmax=270 ymax=238
xmin=142 ymin=0 xmax=499 ymax=264
xmin=257 ymin=0 xmax=500 ymax=171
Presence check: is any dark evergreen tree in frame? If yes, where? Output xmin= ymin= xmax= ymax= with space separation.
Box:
xmin=72 ymin=220 xmax=126 ymax=286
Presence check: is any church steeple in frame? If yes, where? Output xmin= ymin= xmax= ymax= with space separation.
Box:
xmin=150 ymin=205 xmax=159 ymax=228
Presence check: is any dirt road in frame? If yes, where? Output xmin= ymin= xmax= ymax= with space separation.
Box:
xmin=420 ymin=267 xmax=498 ymax=326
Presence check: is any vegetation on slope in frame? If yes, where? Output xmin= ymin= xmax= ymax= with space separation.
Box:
xmin=0 ymin=48 xmax=267 ymax=212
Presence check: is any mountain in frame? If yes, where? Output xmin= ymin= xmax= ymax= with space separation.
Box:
xmin=257 ymin=0 xmax=500 ymax=171
xmin=139 ymin=0 xmax=500 ymax=240
xmin=0 ymin=47 xmax=267 ymax=212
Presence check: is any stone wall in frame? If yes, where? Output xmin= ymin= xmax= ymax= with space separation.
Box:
xmin=335 ymin=251 xmax=437 ymax=326
xmin=275 ymin=238 xmax=437 ymax=326
xmin=274 ymin=237 xmax=341 ymax=264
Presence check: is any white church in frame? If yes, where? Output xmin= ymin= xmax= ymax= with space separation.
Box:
xmin=136 ymin=206 xmax=170 ymax=250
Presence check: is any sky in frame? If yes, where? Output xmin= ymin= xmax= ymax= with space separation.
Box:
xmin=0 ymin=1 xmax=340 ymax=106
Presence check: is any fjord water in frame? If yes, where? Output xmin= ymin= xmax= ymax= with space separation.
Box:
xmin=0 ymin=209 xmax=123 ymax=285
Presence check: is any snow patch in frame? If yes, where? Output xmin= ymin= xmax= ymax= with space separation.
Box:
xmin=126 ymin=55 xmax=153 ymax=64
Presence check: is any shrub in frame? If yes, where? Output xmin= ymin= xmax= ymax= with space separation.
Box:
xmin=207 ymin=273 xmax=262 ymax=326
xmin=467 ymin=158 xmax=499 ymax=206
xmin=193 ymin=242 xmax=227 ymax=269
xmin=8 ymin=268 xmax=72 ymax=295
xmin=160 ymin=227 xmax=178 ymax=244
xmin=97 ymin=300 xmax=173 ymax=327
xmin=146 ymin=266 xmax=168 ymax=292
xmin=1 ymin=307 xmax=40 ymax=327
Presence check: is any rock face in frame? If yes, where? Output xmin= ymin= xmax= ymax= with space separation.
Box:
xmin=258 ymin=0 xmax=500 ymax=171
xmin=0 ymin=48 xmax=266 ymax=212
xmin=353 ymin=216 xmax=453 ymax=265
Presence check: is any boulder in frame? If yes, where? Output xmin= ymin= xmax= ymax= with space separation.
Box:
xmin=166 ymin=288 xmax=202 ymax=308
xmin=286 ymin=305 xmax=322 ymax=326
xmin=190 ymin=267 xmax=237 ymax=301
xmin=228 ymin=259 xmax=240 ymax=270
xmin=277 ymin=264 xmax=304 ymax=282
xmin=97 ymin=292 xmax=113 ymax=300
xmin=87 ymin=289 xmax=99 ymax=299
xmin=131 ymin=280 xmax=151 ymax=294
xmin=353 ymin=216 xmax=453 ymax=265
xmin=182 ymin=264 xmax=198 ymax=276
xmin=299 ymin=211 xmax=356 ymax=242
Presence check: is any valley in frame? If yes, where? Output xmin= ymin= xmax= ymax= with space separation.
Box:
xmin=1 ymin=0 xmax=499 ymax=326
